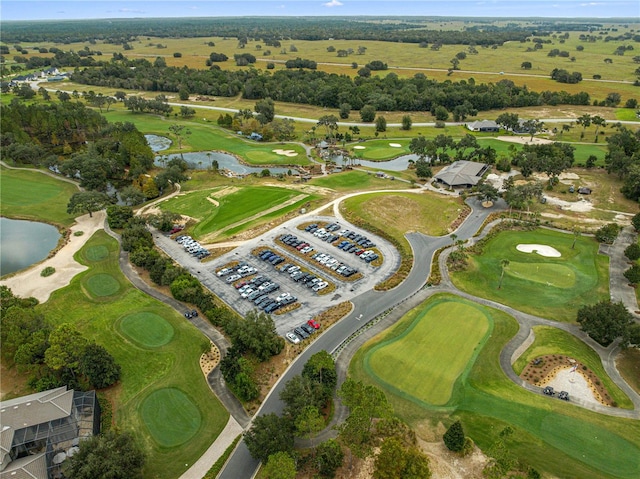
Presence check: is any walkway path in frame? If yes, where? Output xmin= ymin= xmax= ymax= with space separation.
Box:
xmin=607 ymin=225 xmax=640 ymax=319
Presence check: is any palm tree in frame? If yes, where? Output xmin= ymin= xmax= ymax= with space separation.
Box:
xmin=498 ymin=259 xmax=510 ymax=289
xmin=572 ymin=228 xmax=581 ymax=249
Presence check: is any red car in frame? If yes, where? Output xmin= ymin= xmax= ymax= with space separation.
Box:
xmin=307 ymin=319 xmax=320 ymax=329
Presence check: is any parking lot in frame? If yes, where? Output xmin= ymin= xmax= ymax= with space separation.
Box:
xmin=153 ymin=215 xmax=400 ymax=337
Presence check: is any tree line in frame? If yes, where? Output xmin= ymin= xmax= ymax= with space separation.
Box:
xmin=69 ymin=56 xmax=593 ymax=115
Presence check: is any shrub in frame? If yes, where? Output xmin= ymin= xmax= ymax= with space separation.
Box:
xmin=595 ymin=223 xmax=620 ymax=244
xmin=73 ymin=231 xmax=84 ymax=236
xmin=632 ymin=213 xmax=640 ymax=232
xmin=41 ymin=266 xmax=55 ymax=277
xmin=624 ymin=264 xmax=640 ymax=284
xmin=625 ymin=243 xmax=640 ymax=260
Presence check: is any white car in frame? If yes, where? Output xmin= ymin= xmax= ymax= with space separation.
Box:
xmin=216 ymin=268 xmax=231 ymax=277
xmin=286 ymin=332 xmax=301 ymax=344
xmin=241 ymin=288 xmax=255 ymax=298
xmin=276 ymin=292 xmax=291 ymax=302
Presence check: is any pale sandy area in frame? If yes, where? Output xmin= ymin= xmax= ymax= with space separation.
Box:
xmin=516 ymin=244 xmax=562 ymax=257
xmin=544 ymin=367 xmax=602 ymax=407
xmin=543 ymin=195 xmax=593 ymax=212
xmin=0 ymin=211 xmax=105 ymax=303
xmin=353 ymin=145 xmax=366 ymax=149
xmin=496 ymin=135 xmax=553 ymax=145
xmin=272 ymin=148 xmax=299 ymax=157
xmin=389 ymin=143 xmax=402 ymax=147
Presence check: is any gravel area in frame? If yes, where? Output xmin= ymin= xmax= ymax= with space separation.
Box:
xmin=544 ymin=367 xmax=602 ymax=407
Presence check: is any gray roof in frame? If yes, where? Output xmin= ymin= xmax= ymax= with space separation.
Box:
xmin=0 ymin=452 xmax=47 ymax=479
xmin=0 ymin=387 xmax=73 ymax=431
xmin=467 ymin=120 xmax=499 ymax=130
xmin=434 ymin=160 xmax=488 ymax=187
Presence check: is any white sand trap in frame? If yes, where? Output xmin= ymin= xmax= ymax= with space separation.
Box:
xmin=389 ymin=143 xmax=402 ymax=147
xmin=353 ymin=145 xmax=366 ymax=150
xmin=272 ymin=149 xmax=299 ymax=157
xmin=545 ymin=367 xmax=601 ymax=407
xmin=516 ymin=244 xmax=561 ymax=257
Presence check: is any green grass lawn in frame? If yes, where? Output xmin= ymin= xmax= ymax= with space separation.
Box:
xmin=140 ymin=388 xmax=202 ymax=448
xmin=364 ymin=297 xmax=490 ymax=405
xmin=340 ymin=191 xmax=468 ymax=238
xmin=350 ymin=293 xmax=640 ymax=479
xmin=0 ymin=167 xmax=78 ymax=226
xmin=102 ymin=110 xmax=311 ymax=166
xmin=309 ymin=170 xmax=404 ymax=191
xmin=119 ymin=312 xmax=175 ymax=348
xmin=159 ymin=185 xmax=313 ymax=240
xmin=38 ymin=231 xmax=228 ymax=479
xmin=450 ymin=228 xmax=609 ymax=322
xmin=512 ymin=326 xmax=632 ymax=408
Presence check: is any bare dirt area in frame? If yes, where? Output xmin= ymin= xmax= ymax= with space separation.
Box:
xmin=0 ymin=361 xmax=32 ymax=400
xmin=419 ymin=439 xmax=487 ymax=479
xmin=496 ymin=135 xmax=553 ymax=146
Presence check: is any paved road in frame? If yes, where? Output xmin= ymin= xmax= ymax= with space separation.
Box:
xmin=218 ymin=196 xmax=505 ymax=479
xmin=607 ymin=225 xmax=640 ymax=320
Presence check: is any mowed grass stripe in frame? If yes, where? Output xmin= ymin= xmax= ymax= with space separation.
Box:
xmin=0 ymin=167 xmax=78 ymax=226
xmin=141 ymin=388 xmax=202 ymax=448
xmin=120 ymin=312 xmax=175 ymax=348
xmin=365 ymin=299 xmax=490 ymax=406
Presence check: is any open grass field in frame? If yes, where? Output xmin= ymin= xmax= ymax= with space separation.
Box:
xmin=450 ymin=228 xmax=609 ymax=322
xmin=617 ymin=348 xmax=640 ymax=395
xmin=512 ymin=326 xmax=632 ymax=408
xmin=119 ymin=312 xmax=175 ymax=348
xmin=140 ymin=388 xmax=202 ymax=448
xmin=159 ymin=185 xmax=313 ymax=240
xmin=364 ymin=297 xmax=490 ymax=405
xmin=309 ymin=170 xmax=404 ymax=191
xmin=38 ymin=231 xmax=228 ymax=479
xmin=84 ymin=273 xmax=122 ymax=298
xmin=350 ymin=293 xmax=640 ymax=479
xmin=0 ymin=167 xmax=78 ymax=226
xmin=340 ymin=191 xmax=468 ymax=237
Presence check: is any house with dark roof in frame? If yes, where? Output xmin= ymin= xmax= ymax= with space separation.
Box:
xmin=0 ymin=387 xmax=100 ymax=479
xmin=466 ymin=120 xmax=500 ymax=132
xmin=434 ymin=160 xmax=490 ymax=188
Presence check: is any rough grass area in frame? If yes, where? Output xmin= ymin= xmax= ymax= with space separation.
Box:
xmin=512 ymin=326 xmax=632 ymax=408
xmin=450 ymin=228 xmax=609 ymax=322
xmin=364 ymin=297 xmax=490 ymax=405
xmin=140 ymin=388 xmax=202 ymax=448
xmin=37 ymin=231 xmax=228 ymax=479
xmin=309 ymin=170 xmax=401 ymax=191
xmin=84 ymin=245 xmax=110 ymax=262
xmin=616 ymin=348 xmax=640 ymax=395
xmin=119 ymin=312 xmax=175 ymax=348
xmin=0 ymin=167 xmax=78 ymax=226
xmin=85 ymin=273 xmax=121 ymax=297
xmin=350 ymin=293 xmax=640 ymax=479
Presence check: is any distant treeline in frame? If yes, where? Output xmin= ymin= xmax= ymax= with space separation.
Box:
xmin=1 ymin=17 xmax=548 ymax=45
xmin=70 ymin=56 xmax=592 ymax=114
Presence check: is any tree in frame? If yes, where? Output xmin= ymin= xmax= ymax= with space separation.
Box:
xmin=374 ymin=437 xmax=431 ymax=479
xmin=572 ymin=228 xmax=582 ymax=250
xmin=302 ymin=350 xmax=337 ymax=399
xmin=262 ymin=452 xmax=297 ymax=479
xmin=44 ymin=323 xmax=88 ymax=374
xmin=119 ymin=186 xmax=145 ymax=206
xmin=295 ymin=405 xmax=325 ymax=448
xmin=415 ymin=159 xmax=432 ymax=178
xmin=339 ymin=103 xmax=351 ymax=119
xmin=495 ymin=113 xmax=520 ymax=132
xmin=65 ymin=431 xmax=145 ymax=479
xmin=317 ymin=115 xmax=339 ymax=141
xmin=443 ymin=420 xmax=465 ymax=452
xmin=624 ymin=264 xmax=640 ymax=285
xmin=360 ymin=104 xmax=376 ymax=122
xmin=433 ymin=105 xmax=449 ymax=121
xmin=79 ymin=343 xmax=121 ymax=389
xmin=255 ymin=97 xmax=275 ymax=124
xmin=168 ymin=123 xmax=191 ymax=149
xmin=244 ymin=413 xmax=295 ymax=463
xmin=477 ymin=183 xmax=499 ymax=203
xmin=521 ymin=61 xmax=532 ymax=69
xmin=595 ymin=223 xmax=620 ymax=244
xmin=577 ymin=301 xmax=634 ymax=346
xmin=632 ymin=213 xmax=640 ymax=232
xmin=592 ymin=115 xmax=606 ymax=141
xmin=521 ymin=119 xmax=544 ymax=141
xmin=315 ymin=439 xmax=344 ymax=478
xmin=498 ymin=259 xmax=509 ymax=289
xmin=375 ymin=115 xmax=387 ymax=132
xmin=67 ymin=191 xmax=111 ymax=218
xmin=271 ymin=118 xmax=296 ymax=142
xmin=402 ymin=115 xmax=412 ymax=130
xmin=576 ymin=113 xmax=592 ymax=133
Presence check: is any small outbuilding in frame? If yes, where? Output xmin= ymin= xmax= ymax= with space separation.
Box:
xmin=434 ymin=160 xmax=490 ymax=188
xmin=466 ymin=120 xmax=499 ymax=132
xmin=578 ymin=187 xmax=592 ymax=195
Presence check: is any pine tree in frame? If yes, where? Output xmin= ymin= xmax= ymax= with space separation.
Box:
xmin=443 ymin=420 xmax=465 ymax=452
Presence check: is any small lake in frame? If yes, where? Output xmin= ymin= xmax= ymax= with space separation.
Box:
xmin=154 ymin=151 xmax=297 ymax=175
xmin=145 ymin=134 xmax=172 ymax=152
xmin=332 ymin=154 xmax=420 ymax=171
xmin=0 ymin=218 xmax=61 ymax=276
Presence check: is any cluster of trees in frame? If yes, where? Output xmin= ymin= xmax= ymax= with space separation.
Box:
xmin=217 ymin=106 xmax=296 ymax=143
xmin=0 ymin=286 xmax=121 ymax=392
xmin=604 ymin=126 xmax=640 ymax=201
xmin=220 ymin=310 xmax=285 ymax=401
xmin=550 ymin=68 xmax=583 ymax=84
xmin=511 ymin=142 xmax=575 ymax=184
xmin=577 ymin=300 xmax=640 ymax=347
xmin=123 ymin=95 xmax=172 ymax=115
xmin=70 ymin=56 xmax=593 ymax=114
xmin=284 ymin=57 xmax=317 ymax=69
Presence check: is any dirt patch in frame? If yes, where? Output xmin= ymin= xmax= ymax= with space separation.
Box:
xmin=206 ymin=196 xmax=220 ymax=207
xmin=0 ymin=361 xmax=32 ymax=400
xmin=496 ymin=135 xmax=553 ymax=146
xmin=199 ymin=342 xmax=221 ymax=376
xmin=520 ymin=354 xmax=615 ymax=406
xmin=211 ymin=186 xmax=240 ymax=199
xmin=419 ymin=439 xmax=487 ymax=479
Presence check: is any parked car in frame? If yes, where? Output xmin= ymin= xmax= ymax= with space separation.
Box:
xmin=307 ymin=319 xmax=320 ymax=329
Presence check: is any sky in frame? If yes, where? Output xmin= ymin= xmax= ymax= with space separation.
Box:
xmin=1 ymin=1 xmax=638 ymax=21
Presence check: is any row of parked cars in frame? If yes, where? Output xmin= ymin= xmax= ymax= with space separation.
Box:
xmin=285 ymin=319 xmax=320 ymax=344
xmin=305 ymin=223 xmax=377 ymax=250
xmin=259 ymin=249 xmax=329 ymax=292
xmin=175 ymin=235 xmax=211 ymax=260
xmin=217 ymin=263 xmax=259 ymax=283
xmin=234 ymin=275 xmax=298 ymax=314
xmin=280 ymin=234 xmax=315 ymax=254
xmin=335 ymin=240 xmax=379 ymax=263
xmin=278 ymin=234 xmax=358 ymax=278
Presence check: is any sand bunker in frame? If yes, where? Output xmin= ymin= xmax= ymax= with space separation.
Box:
xmin=516 ymin=244 xmax=561 ymax=257
xmin=544 ymin=367 xmax=601 ymax=407
xmin=272 ymin=149 xmax=299 ymax=157
xmin=389 ymin=143 xmax=402 ymax=147
xmin=353 ymin=145 xmax=366 ymax=150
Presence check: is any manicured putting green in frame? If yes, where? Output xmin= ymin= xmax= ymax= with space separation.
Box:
xmin=85 ymin=273 xmax=120 ymax=297
xmin=120 ymin=312 xmax=174 ymax=348
xmin=85 ymin=245 xmax=109 ymax=262
xmin=507 ymin=262 xmax=576 ymax=288
xmin=365 ymin=299 xmax=490 ymax=405
xmin=141 ymin=388 xmax=202 ymax=448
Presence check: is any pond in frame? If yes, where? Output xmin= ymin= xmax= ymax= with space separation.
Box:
xmin=0 ymin=218 xmax=61 ymax=276
xmin=331 ymin=154 xmax=420 ymax=171
xmin=154 ymin=151 xmax=297 ymax=175
xmin=145 ymin=134 xmax=172 ymax=152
